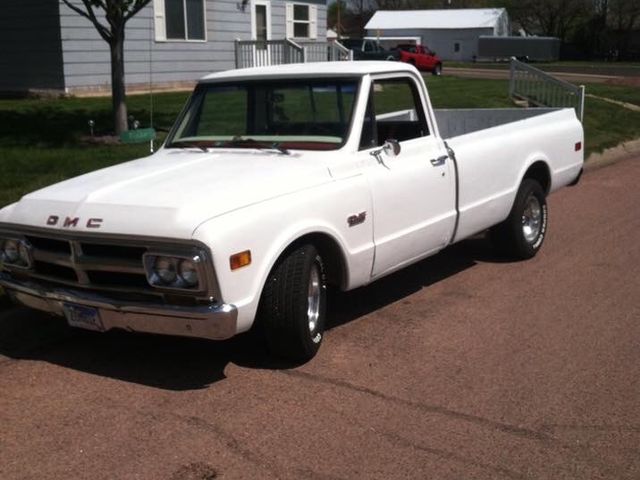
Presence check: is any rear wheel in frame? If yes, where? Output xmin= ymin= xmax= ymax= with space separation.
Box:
xmin=259 ymin=244 xmax=327 ymax=362
xmin=490 ymin=179 xmax=548 ymax=259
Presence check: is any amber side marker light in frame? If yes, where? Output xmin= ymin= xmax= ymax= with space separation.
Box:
xmin=575 ymin=142 xmax=582 ymax=151
xmin=230 ymin=250 xmax=252 ymax=270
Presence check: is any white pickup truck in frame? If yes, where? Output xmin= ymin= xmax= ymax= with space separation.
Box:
xmin=0 ymin=62 xmax=583 ymax=361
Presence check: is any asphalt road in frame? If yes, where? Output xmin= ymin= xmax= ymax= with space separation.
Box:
xmin=1 ymin=158 xmax=639 ymax=480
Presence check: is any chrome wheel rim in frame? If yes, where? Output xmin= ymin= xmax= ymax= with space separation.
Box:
xmin=307 ymin=264 xmax=321 ymax=334
xmin=522 ymin=194 xmax=542 ymax=243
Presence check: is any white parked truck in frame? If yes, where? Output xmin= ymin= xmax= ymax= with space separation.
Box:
xmin=0 ymin=62 xmax=583 ymax=361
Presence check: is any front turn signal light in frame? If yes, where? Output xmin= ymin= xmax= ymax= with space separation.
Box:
xmin=230 ymin=250 xmax=251 ymax=270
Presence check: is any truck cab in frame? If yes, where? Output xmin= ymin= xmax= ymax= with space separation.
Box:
xmin=340 ymin=39 xmax=400 ymax=61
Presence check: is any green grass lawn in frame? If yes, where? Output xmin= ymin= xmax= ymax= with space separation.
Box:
xmin=446 ymin=60 xmax=640 ymax=71
xmin=584 ymin=83 xmax=640 ymax=106
xmin=0 ymin=91 xmax=190 ymax=207
xmin=0 ymin=76 xmax=638 ymax=209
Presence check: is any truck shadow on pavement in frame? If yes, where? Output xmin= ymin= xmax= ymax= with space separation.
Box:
xmin=0 ymin=236 xmax=507 ymax=390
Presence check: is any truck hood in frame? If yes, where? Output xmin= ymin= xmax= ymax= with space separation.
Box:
xmin=1 ymin=149 xmax=332 ymax=238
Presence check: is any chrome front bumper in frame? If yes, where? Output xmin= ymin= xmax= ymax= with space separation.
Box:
xmin=0 ymin=273 xmax=238 ymax=340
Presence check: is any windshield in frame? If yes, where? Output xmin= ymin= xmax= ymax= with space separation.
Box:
xmin=166 ymin=78 xmax=360 ymax=151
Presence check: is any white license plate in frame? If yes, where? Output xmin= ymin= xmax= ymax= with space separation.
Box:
xmin=63 ymin=304 xmax=105 ymax=332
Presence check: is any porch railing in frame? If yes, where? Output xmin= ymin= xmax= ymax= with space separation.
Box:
xmin=235 ymin=39 xmax=304 ymax=69
xmin=509 ymin=57 xmax=585 ymax=122
xmin=235 ymin=39 xmax=352 ymax=69
xmin=297 ymin=41 xmax=353 ymax=62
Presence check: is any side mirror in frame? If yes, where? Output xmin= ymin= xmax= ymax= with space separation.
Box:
xmin=383 ymin=139 xmax=401 ymax=157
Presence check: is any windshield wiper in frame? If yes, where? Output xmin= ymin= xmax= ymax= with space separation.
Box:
xmin=167 ymin=141 xmax=209 ymax=152
xmin=224 ymin=137 xmax=290 ymax=155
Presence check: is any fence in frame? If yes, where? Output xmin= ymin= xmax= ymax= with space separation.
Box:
xmin=297 ymin=41 xmax=353 ymax=62
xmin=235 ymin=40 xmax=352 ymax=69
xmin=235 ymin=39 xmax=304 ymax=69
xmin=509 ymin=57 xmax=585 ymax=122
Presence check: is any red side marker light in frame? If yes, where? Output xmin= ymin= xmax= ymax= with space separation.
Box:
xmin=575 ymin=142 xmax=582 ymax=151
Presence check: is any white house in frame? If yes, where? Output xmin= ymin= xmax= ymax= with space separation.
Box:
xmin=365 ymin=9 xmax=510 ymax=61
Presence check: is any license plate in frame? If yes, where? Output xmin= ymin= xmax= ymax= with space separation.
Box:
xmin=63 ymin=304 xmax=104 ymax=332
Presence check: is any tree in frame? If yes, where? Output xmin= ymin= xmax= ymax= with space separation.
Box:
xmin=61 ymin=0 xmax=151 ymax=135
xmin=608 ymin=0 xmax=640 ymax=58
xmin=509 ymin=0 xmax=589 ymax=42
xmin=328 ymin=0 xmax=348 ymax=36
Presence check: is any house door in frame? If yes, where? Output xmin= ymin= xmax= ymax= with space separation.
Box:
xmin=452 ymin=40 xmax=464 ymax=60
xmin=252 ymin=0 xmax=271 ymax=66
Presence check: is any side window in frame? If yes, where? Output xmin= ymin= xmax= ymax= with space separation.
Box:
xmin=359 ymin=93 xmax=376 ymax=150
xmin=358 ymin=77 xmax=429 ymax=150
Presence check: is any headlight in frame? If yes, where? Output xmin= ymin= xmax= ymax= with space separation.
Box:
xmin=179 ymin=259 xmax=199 ymax=287
xmin=143 ymin=252 xmax=204 ymax=291
xmin=3 ymin=239 xmax=19 ymax=263
xmin=154 ymin=257 xmax=178 ymax=284
xmin=1 ymin=238 xmax=32 ymax=269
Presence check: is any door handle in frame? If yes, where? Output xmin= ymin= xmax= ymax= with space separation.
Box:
xmin=430 ymin=155 xmax=447 ymax=167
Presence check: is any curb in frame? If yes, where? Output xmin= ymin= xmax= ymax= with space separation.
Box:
xmin=585 ymin=138 xmax=640 ymax=171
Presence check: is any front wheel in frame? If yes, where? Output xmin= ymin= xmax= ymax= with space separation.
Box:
xmin=432 ymin=64 xmax=442 ymax=76
xmin=259 ymin=244 xmax=327 ymax=362
xmin=490 ymin=179 xmax=548 ymax=259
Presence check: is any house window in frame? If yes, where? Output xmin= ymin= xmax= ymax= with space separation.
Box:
xmin=293 ymin=5 xmax=309 ymax=37
xmin=155 ymin=0 xmax=206 ymax=41
xmin=286 ymin=3 xmax=317 ymax=39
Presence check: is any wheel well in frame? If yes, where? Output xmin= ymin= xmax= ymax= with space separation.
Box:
xmin=523 ymin=161 xmax=551 ymax=195
xmin=286 ymin=233 xmax=347 ymax=290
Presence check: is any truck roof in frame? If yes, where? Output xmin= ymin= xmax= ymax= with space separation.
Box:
xmin=199 ymin=61 xmax=416 ymax=83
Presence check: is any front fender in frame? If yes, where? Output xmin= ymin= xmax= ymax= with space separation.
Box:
xmin=192 ymin=176 xmax=374 ymax=333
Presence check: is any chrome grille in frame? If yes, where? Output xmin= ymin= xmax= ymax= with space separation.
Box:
xmin=26 ymin=234 xmax=150 ymax=290
xmin=0 ymin=226 xmax=219 ymax=303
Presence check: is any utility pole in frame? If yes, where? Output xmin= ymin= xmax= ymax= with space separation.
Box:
xmin=337 ymin=0 xmax=341 ymax=39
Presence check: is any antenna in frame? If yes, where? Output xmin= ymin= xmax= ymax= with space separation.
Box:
xmin=149 ymin=12 xmax=155 ymax=153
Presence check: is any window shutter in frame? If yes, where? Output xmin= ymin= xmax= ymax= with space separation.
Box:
xmin=285 ymin=3 xmax=293 ymax=39
xmin=154 ymin=0 xmax=166 ymax=41
xmin=309 ymin=5 xmax=317 ymax=40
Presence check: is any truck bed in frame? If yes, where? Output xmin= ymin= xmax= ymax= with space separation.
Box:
xmin=434 ymin=108 xmax=560 ymax=139
xmin=436 ymin=107 xmax=583 ymax=244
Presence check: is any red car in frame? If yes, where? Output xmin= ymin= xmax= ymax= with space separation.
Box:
xmin=395 ymin=44 xmax=442 ymax=75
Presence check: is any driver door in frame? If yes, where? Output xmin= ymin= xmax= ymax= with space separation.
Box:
xmin=359 ymin=75 xmax=457 ymax=278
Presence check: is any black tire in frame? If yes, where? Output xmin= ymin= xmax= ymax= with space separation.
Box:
xmin=432 ymin=63 xmax=442 ymax=76
xmin=259 ymin=244 xmax=327 ymax=362
xmin=490 ymin=179 xmax=548 ymax=260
